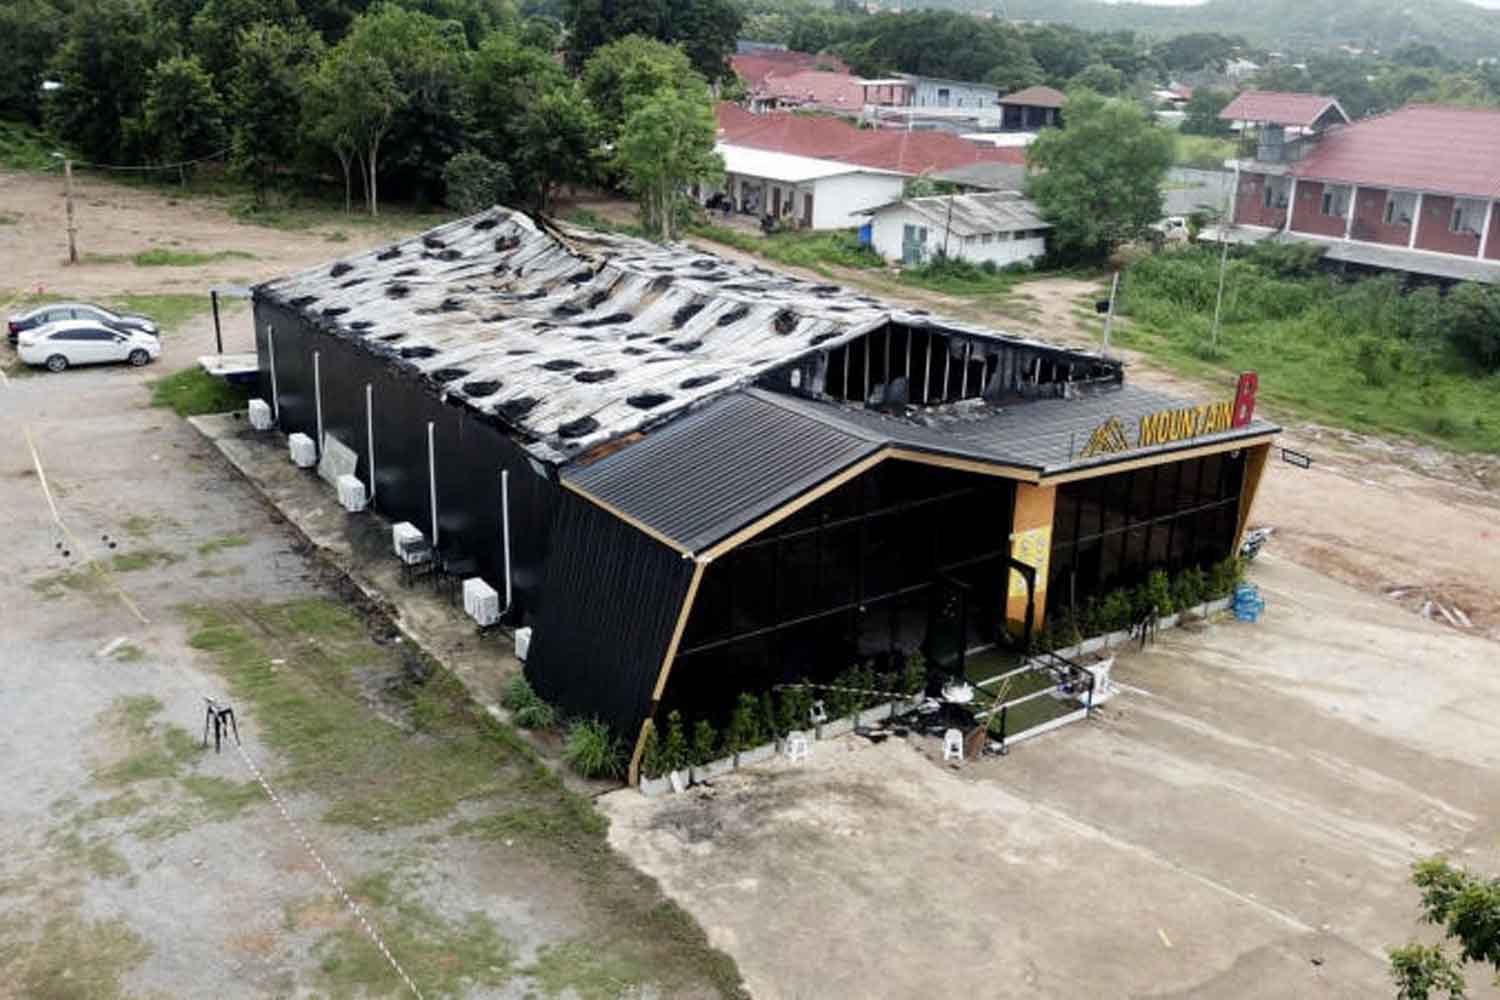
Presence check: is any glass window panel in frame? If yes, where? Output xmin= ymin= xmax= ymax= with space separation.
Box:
xmin=1053 ymin=489 xmax=1079 ymax=546
xmin=862 ymin=512 xmax=901 ymax=598
xmin=1152 ymin=461 xmax=1181 ymax=519
xmin=1197 ymin=454 xmax=1222 ymax=506
xmin=819 ymin=524 xmax=858 ymax=609
xmin=1101 ymin=473 xmax=1129 ymax=534
xmin=1175 ymin=458 xmax=1203 ymax=511
xmin=1128 ymin=466 xmax=1155 ymax=523
xmin=731 ymin=544 xmax=774 ymax=634
xmin=1122 ymin=526 xmax=1149 ymax=584
xmin=778 ymin=534 xmax=820 ymax=619
xmin=1097 ymin=531 xmax=1124 ymax=592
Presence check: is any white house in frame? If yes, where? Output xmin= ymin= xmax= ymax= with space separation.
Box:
xmin=864 ymin=191 xmax=1051 ymax=267
xmin=706 ymin=144 xmax=906 ymax=230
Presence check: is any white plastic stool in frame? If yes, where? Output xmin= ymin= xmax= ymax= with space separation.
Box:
xmin=784 ymin=731 xmax=810 ymax=764
xmin=943 ymin=728 xmax=964 ymax=763
xmin=808 ymin=700 xmax=828 ymax=725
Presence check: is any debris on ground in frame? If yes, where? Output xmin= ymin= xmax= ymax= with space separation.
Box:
xmin=1386 ymin=585 xmax=1473 ymax=630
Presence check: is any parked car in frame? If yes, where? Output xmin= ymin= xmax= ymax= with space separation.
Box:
xmin=7 ymin=302 xmax=159 ymax=345
xmin=16 ymin=320 xmax=161 ymax=371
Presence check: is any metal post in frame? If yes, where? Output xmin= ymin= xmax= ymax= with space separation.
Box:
xmin=1102 ymin=270 xmax=1120 ymax=354
xmin=960 ymin=341 xmax=971 ymax=398
xmin=365 ymin=383 xmax=375 ymax=502
xmin=211 ymin=289 xmax=223 ymax=357
xmin=500 ymin=468 xmax=513 ymax=615
xmin=922 ymin=331 xmax=932 ymax=404
xmin=998 ymin=704 xmax=1009 ymax=756
xmin=427 ymin=421 xmax=438 ymax=547
xmin=313 ymin=351 xmax=323 ymax=457
xmin=266 ymin=326 xmax=279 ymax=422
xmin=63 ymin=158 xmax=78 ymax=264
xmin=1210 ymin=235 xmax=1230 ymax=352
xmin=941 ymin=339 xmax=951 ymax=402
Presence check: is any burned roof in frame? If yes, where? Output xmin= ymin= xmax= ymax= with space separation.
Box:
xmin=864 ymin=191 xmax=1048 ymax=236
xmin=255 ymin=206 xmax=1105 ymax=464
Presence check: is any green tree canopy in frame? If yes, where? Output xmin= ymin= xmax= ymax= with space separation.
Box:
xmin=1026 ymin=89 xmax=1174 ymax=260
xmin=189 ymin=0 xmax=303 ymax=83
xmin=47 ymin=0 xmax=173 ymax=163
xmin=1181 ymin=87 xmax=1232 ymax=137
xmin=229 ymin=22 xmax=324 ymax=200
xmin=614 ymin=84 xmax=722 ymax=240
xmin=1070 ymin=63 xmax=1125 ymax=96
xmin=0 ymin=0 xmax=65 ymax=123
xmin=305 ymin=40 xmax=403 ymax=214
xmin=1389 ymin=857 xmax=1500 ymax=999
xmin=140 ymin=55 xmax=226 ymax=176
xmin=581 ymin=35 xmax=700 ymax=144
xmin=563 ymin=0 xmax=739 ymax=81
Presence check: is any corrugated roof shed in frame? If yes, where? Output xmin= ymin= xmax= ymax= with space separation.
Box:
xmin=865 ymin=191 xmax=1048 ymax=236
xmin=1288 ymin=104 xmax=1500 ymax=201
xmin=564 ymin=392 xmax=882 ymax=553
xmin=1219 ymin=91 xmax=1349 ymax=128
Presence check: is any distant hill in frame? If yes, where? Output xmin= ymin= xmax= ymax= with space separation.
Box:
xmin=985 ymin=0 xmax=1500 ymax=61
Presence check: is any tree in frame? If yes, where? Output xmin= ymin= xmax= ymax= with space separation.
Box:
xmin=305 ymin=44 xmax=402 ymax=215
xmin=0 ymin=0 xmax=64 ymax=124
xmin=141 ymin=55 xmax=225 ymax=180
xmin=189 ymin=0 xmax=303 ymax=83
xmin=228 ymin=22 xmax=324 ymax=201
xmin=1181 ymin=88 xmax=1233 ymax=137
xmin=1389 ymin=858 xmax=1500 ymax=999
xmin=1154 ymin=32 xmax=1243 ymax=74
xmin=1026 ymin=89 xmax=1173 ymax=260
xmin=1070 ymin=63 xmax=1125 ymax=96
xmin=442 ymin=151 xmax=510 ymax=213
xmin=581 ymin=34 xmax=699 ymax=144
xmin=563 ymin=0 xmax=740 ymax=82
xmin=467 ymin=34 xmax=595 ymax=211
xmin=46 ymin=0 xmax=173 ymax=163
xmin=614 ymin=84 xmax=722 ymax=240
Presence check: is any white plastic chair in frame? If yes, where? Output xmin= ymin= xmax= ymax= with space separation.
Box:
xmin=943 ymin=728 xmax=964 ymax=762
xmin=808 ymin=700 xmax=828 ymax=725
xmin=784 ymin=731 xmax=810 ymax=764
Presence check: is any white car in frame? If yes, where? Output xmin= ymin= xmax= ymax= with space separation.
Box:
xmin=17 ymin=320 xmax=162 ymax=371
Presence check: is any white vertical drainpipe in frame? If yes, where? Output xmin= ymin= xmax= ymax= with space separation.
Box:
xmin=1409 ymin=192 xmax=1425 ymax=250
xmin=266 ymin=326 xmax=281 ymax=423
xmin=313 ymin=351 xmax=323 ymax=457
xmin=1283 ymin=176 xmax=1298 ymax=234
xmin=499 ymin=469 xmax=513 ymax=616
xmin=1480 ymin=199 xmax=1496 ymax=260
xmin=1344 ymin=185 xmax=1358 ymax=241
xmin=364 ymin=383 xmax=375 ymax=502
xmin=427 ymin=421 xmax=438 ymax=547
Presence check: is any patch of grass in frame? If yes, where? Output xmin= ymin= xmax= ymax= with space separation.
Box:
xmin=110 ymin=548 xmax=181 ymax=572
xmin=110 ymin=292 xmax=207 ymax=333
xmin=0 ymin=120 xmax=56 ymax=171
xmin=30 ymin=566 xmax=103 ymax=599
xmin=687 ymin=223 xmax=882 ymax=276
xmin=179 ymin=775 xmax=262 ymax=822
xmin=0 ymin=913 xmax=152 ymax=999
xmin=132 ymin=247 xmax=256 ymax=267
xmin=92 ymin=694 xmax=202 ymax=787
xmin=1174 ymin=133 xmax=1237 ymax=170
xmin=112 ymin=643 xmax=146 ymax=663
xmin=562 ymin=208 xmax=646 ymax=238
xmin=524 ymin=939 xmax=658 ymax=1000
xmin=150 ymin=365 xmax=252 ymax=417
xmin=898 ymin=257 xmax=1026 ymax=298
xmin=326 ymin=229 xmax=350 ymax=242
xmin=48 ymin=829 xmax=131 ymax=880
xmin=197 ymin=533 xmax=250 ymax=557
xmin=228 ymin=193 xmax=456 ymax=235
xmin=194 ymin=565 xmax=247 ymax=579
xmin=0 ymin=212 xmax=17 ymax=225
xmin=563 ymin=719 xmax=624 ymax=779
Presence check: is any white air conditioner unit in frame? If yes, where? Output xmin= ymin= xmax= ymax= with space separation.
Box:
xmin=391 ymin=521 xmax=423 ymax=559
xmin=514 ymin=626 xmax=533 ymax=660
xmin=288 ymin=432 xmax=317 ymax=468
xmin=463 ymin=577 xmax=500 ymax=627
xmin=336 ymin=474 xmax=367 ymax=513
xmin=248 ymin=398 xmax=273 ymax=431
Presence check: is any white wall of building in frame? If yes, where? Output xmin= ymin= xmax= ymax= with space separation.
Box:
xmin=869 ymin=204 xmax=1048 ymax=266
xmin=714 ymin=170 xmax=905 ymax=230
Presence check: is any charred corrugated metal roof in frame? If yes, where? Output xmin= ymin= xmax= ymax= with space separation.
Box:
xmin=254 ymin=206 xmax=1101 ymax=464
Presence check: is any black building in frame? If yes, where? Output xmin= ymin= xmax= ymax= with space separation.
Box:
xmin=253 ymin=208 xmax=1277 ymax=777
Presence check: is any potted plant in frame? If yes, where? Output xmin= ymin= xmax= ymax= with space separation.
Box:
xmin=689 ymin=719 xmax=734 ymax=783
xmin=728 ymin=692 xmax=774 ymax=767
xmin=660 ymin=711 xmax=691 ymax=791
xmin=637 ymin=723 xmax=673 ymax=798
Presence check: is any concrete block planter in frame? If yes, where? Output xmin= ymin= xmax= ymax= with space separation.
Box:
xmin=816 ymin=716 xmax=855 ymax=740
xmin=737 ymin=743 xmax=776 ymax=768
xmin=690 ymin=756 xmax=735 ymax=784
xmin=858 ymin=702 xmax=894 ymax=726
xmin=638 ymin=774 xmax=673 ymax=798
xmin=1078 ymin=636 xmax=1107 ymax=656
xmin=1158 ymin=612 xmax=1181 ymax=630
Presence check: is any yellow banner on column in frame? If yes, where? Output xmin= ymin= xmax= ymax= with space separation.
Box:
xmin=1009 ymin=525 xmax=1051 ymax=598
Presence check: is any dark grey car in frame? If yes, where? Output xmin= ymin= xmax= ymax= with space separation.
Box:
xmin=7 ymin=302 xmax=159 ymax=345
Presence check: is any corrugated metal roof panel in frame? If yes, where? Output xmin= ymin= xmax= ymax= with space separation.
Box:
xmin=1289 ymin=104 xmax=1500 ymax=201
xmin=564 ymin=393 xmax=882 ymax=553
xmin=1219 ymin=91 xmax=1348 ymax=127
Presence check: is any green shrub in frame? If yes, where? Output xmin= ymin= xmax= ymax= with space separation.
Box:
xmin=1207 ymin=556 xmax=1245 ymax=599
xmin=691 ymin=719 xmax=719 ymax=765
xmin=500 ymin=675 xmax=538 ymax=711
xmin=777 ymin=685 xmax=813 ymax=735
xmin=563 ymin=719 xmax=623 ymax=779
xmin=1172 ymin=567 xmax=1206 ymax=610
xmin=661 ymin=711 xmax=690 ymax=772
xmin=442 ymin=151 xmax=510 ymax=214
xmin=758 ymin=691 xmax=778 ymax=740
xmin=512 ymin=699 xmax=557 ymax=730
xmin=724 ymin=693 xmax=764 ymax=753
xmin=1095 ymin=590 xmax=1134 ymax=634
xmin=901 ymin=650 xmax=928 ymax=696
xmin=1138 ymin=569 xmax=1175 ymax=617
xmin=639 ymin=723 xmax=663 ymax=779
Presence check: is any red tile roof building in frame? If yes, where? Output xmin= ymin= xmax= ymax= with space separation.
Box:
xmin=1219 ymin=90 xmax=1349 ymax=128
xmin=731 ymin=51 xmax=848 ymax=91
xmin=1229 ymin=103 xmax=1500 ymax=278
xmin=717 ymin=106 xmax=1026 ymax=176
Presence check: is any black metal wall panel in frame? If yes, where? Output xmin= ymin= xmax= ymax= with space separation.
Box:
xmin=252 ymin=298 xmax=560 ymax=621
xmin=525 ymin=490 xmax=694 ymax=736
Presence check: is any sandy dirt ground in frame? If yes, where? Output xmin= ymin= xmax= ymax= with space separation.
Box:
xmin=0 ymin=172 xmax=736 ymax=998
xmin=604 ymin=555 xmax=1500 ymax=999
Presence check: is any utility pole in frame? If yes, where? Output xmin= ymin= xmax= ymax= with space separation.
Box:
xmin=63 ymin=158 xmax=78 ymax=264
xmin=1210 ymin=230 xmax=1230 ymax=352
xmin=942 ymin=191 xmax=955 ymax=259
xmin=1102 ymin=270 xmax=1120 ymax=354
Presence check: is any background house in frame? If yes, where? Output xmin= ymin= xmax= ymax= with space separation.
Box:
xmin=998 ymin=86 xmax=1066 ymax=131
xmin=865 ymin=191 xmax=1051 ymax=266
xmin=710 ymin=144 xmax=906 ymax=229
xmin=1224 ymin=99 xmax=1500 ymax=283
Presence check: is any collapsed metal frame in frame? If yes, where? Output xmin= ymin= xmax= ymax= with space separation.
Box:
xmin=974 ymin=648 xmax=1097 ymax=755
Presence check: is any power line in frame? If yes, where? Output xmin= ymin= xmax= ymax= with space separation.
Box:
xmin=65 ymin=147 xmax=231 ymax=172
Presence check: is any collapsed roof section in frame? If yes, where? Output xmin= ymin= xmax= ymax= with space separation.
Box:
xmin=254 ymin=207 xmax=1113 ymax=465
